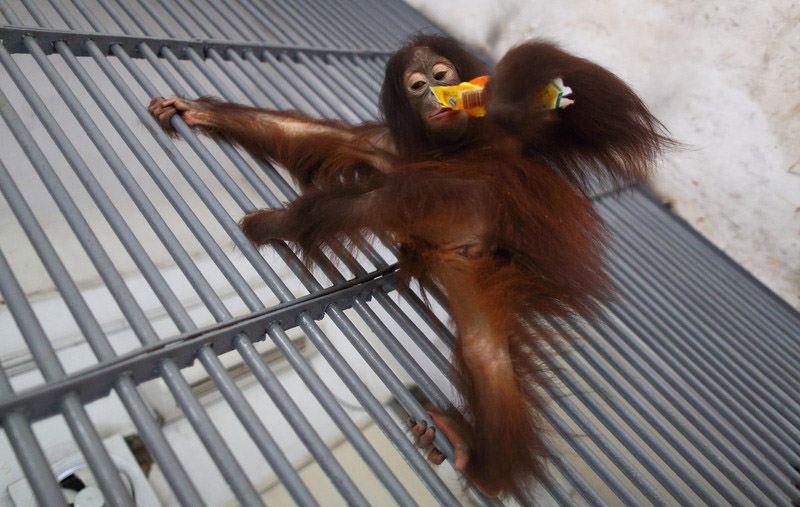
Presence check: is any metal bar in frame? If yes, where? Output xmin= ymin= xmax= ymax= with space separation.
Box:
xmin=0 ymin=25 xmax=394 ymax=58
xmin=542 ymin=380 xmax=670 ymax=506
xmin=0 ymin=249 xmax=134 ymax=507
xmin=299 ymin=52 xmax=374 ymax=118
xmin=40 ymin=50 xmax=228 ymax=320
xmin=371 ymin=292 xmax=454 ymax=376
xmin=633 ymin=190 xmax=800 ymax=336
xmin=327 ymin=300 xmax=462 ymax=449
xmin=0 ymin=45 xmax=264 ymax=507
xmin=543 ymin=408 xmax=640 ymax=506
xmin=0 ymin=268 xmax=397 ymax=419
xmin=259 ymin=326 xmax=404 ymax=506
xmin=539 ymin=339 xmax=721 ymax=506
xmin=603 ymin=246 xmax=800 ymax=463
xmin=356 ymin=54 xmax=383 ymax=80
xmin=60 ymin=45 xmax=272 ymax=325
xmin=277 ymin=318 xmax=461 ymax=505
xmin=229 ymin=0 xmax=294 ymax=44
xmin=338 ymin=54 xmax=383 ymax=96
xmin=110 ymin=47 xmax=299 ymax=302
xmin=239 ymin=0 xmax=318 ymax=46
xmin=543 ymin=437 xmax=608 ymax=507
xmin=0 ymin=364 xmax=67 ymax=507
xmin=220 ymin=49 xmax=296 ymax=110
xmin=78 ymin=1 xmax=281 ymax=307
xmin=600 ymin=202 xmax=800 ymax=424
xmin=265 ymin=0 xmax=340 ymax=48
xmin=158 ymin=362 xmax=266 ymax=505
xmin=11 ymin=37 xmax=193 ymax=338
xmin=552 ymin=317 xmax=768 ymax=505
xmin=602 ymin=198 xmax=800 ymax=395
xmin=2 ymin=38 xmax=364 ymax=499
xmin=166 ymin=0 xmax=222 ymax=38
xmin=539 ymin=477 xmax=571 ymax=507
xmin=258 ymin=50 xmax=334 ymax=113
xmin=38 ymin=25 xmax=355 ymax=505
xmin=201 ymin=0 xmax=263 ymax=41
xmin=591 ymin=302 xmax=798 ymax=499
xmin=327 ymin=0 xmax=400 ymax=46
xmin=323 ymin=54 xmax=382 ymax=116
xmin=105 ymin=0 xmax=155 ymax=35
xmin=195 ymin=344 xmax=321 ymax=507
xmin=310 ymin=0 xmax=377 ymax=48
xmin=360 ymin=53 xmax=385 ymax=73
xmin=4 ymin=10 xmax=274 ymax=504
xmin=579 ymin=309 xmax=788 ymax=503
xmin=235 ymin=337 xmax=371 ymax=506
xmin=119 ymin=0 xmax=168 ymax=37
xmin=372 ymin=0 xmax=431 ymax=35
xmin=622 ymin=191 xmax=800 ymax=357
xmin=279 ymin=52 xmax=362 ymax=122
xmin=0 ymin=142 xmax=208 ymax=506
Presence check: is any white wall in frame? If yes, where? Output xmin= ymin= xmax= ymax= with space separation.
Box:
xmin=408 ymin=0 xmax=800 ymax=310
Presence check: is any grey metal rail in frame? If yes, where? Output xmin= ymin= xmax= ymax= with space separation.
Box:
xmin=1 ymin=0 xmax=799 ymax=506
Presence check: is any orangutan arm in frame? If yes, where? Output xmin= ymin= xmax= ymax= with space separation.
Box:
xmin=147 ymin=96 xmax=396 ymax=188
xmin=485 ymin=40 xmax=676 ymax=192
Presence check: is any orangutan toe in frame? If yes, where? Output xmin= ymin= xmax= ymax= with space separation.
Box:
xmin=239 ymin=208 xmax=287 ymax=245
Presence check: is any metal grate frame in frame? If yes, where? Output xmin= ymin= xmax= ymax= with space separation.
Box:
xmin=1 ymin=1 xmax=799 ymax=506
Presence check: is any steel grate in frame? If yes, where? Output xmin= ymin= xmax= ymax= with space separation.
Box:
xmin=1 ymin=1 xmax=799 ymax=506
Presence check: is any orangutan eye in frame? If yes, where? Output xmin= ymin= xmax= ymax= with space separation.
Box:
xmin=411 ymin=80 xmax=425 ymax=90
xmin=431 ymin=62 xmax=455 ymax=82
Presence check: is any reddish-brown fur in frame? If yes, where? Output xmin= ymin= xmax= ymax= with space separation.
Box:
xmin=148 ymin=34 xmax=673 ymax=498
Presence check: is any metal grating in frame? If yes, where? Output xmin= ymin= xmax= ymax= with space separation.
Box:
xmin=0 ymin=1 xmax=799 ymax=506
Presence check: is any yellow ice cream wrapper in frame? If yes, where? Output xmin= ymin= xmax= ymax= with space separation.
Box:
xmin=431 ymin=76 xmax=489 ymax=117
xmin=537 ymin=77 xmax=574 ymax=110
xmin=431 ymin=76 xmax=574 ymax=117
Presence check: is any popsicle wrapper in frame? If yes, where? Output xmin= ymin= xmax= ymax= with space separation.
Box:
xmin=431 ymin=76 xmax=574 ymax=117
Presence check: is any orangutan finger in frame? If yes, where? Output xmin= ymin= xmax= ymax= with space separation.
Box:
xmin=159 ymin=109 xmax=176 ymax=123
xmin=427 ymin=448 xmax=445 ymax=465
xmin=416 ymin=427 xmax=435 ymax=448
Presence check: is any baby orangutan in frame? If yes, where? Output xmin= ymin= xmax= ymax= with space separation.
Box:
xmin=148 ymin=34 xmax=672 ymax=498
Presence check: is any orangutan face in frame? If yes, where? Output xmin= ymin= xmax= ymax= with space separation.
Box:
xmin=403 ymin=47 xmax=470 ymax=144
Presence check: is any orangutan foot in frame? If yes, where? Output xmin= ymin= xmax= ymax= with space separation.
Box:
xmin=238 ymin=208 xmax=287 ymax=246
xmin=408 ymin=410 xmax=500 ymax=498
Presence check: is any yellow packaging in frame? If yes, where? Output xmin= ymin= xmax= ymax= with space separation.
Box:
xmin=431 ymin=76 xmax=574 ymax=117
xmin=431 ymin=76 xmax=489 ymax=117
xmin=537 ymin=77 xmax=574 ymax=110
